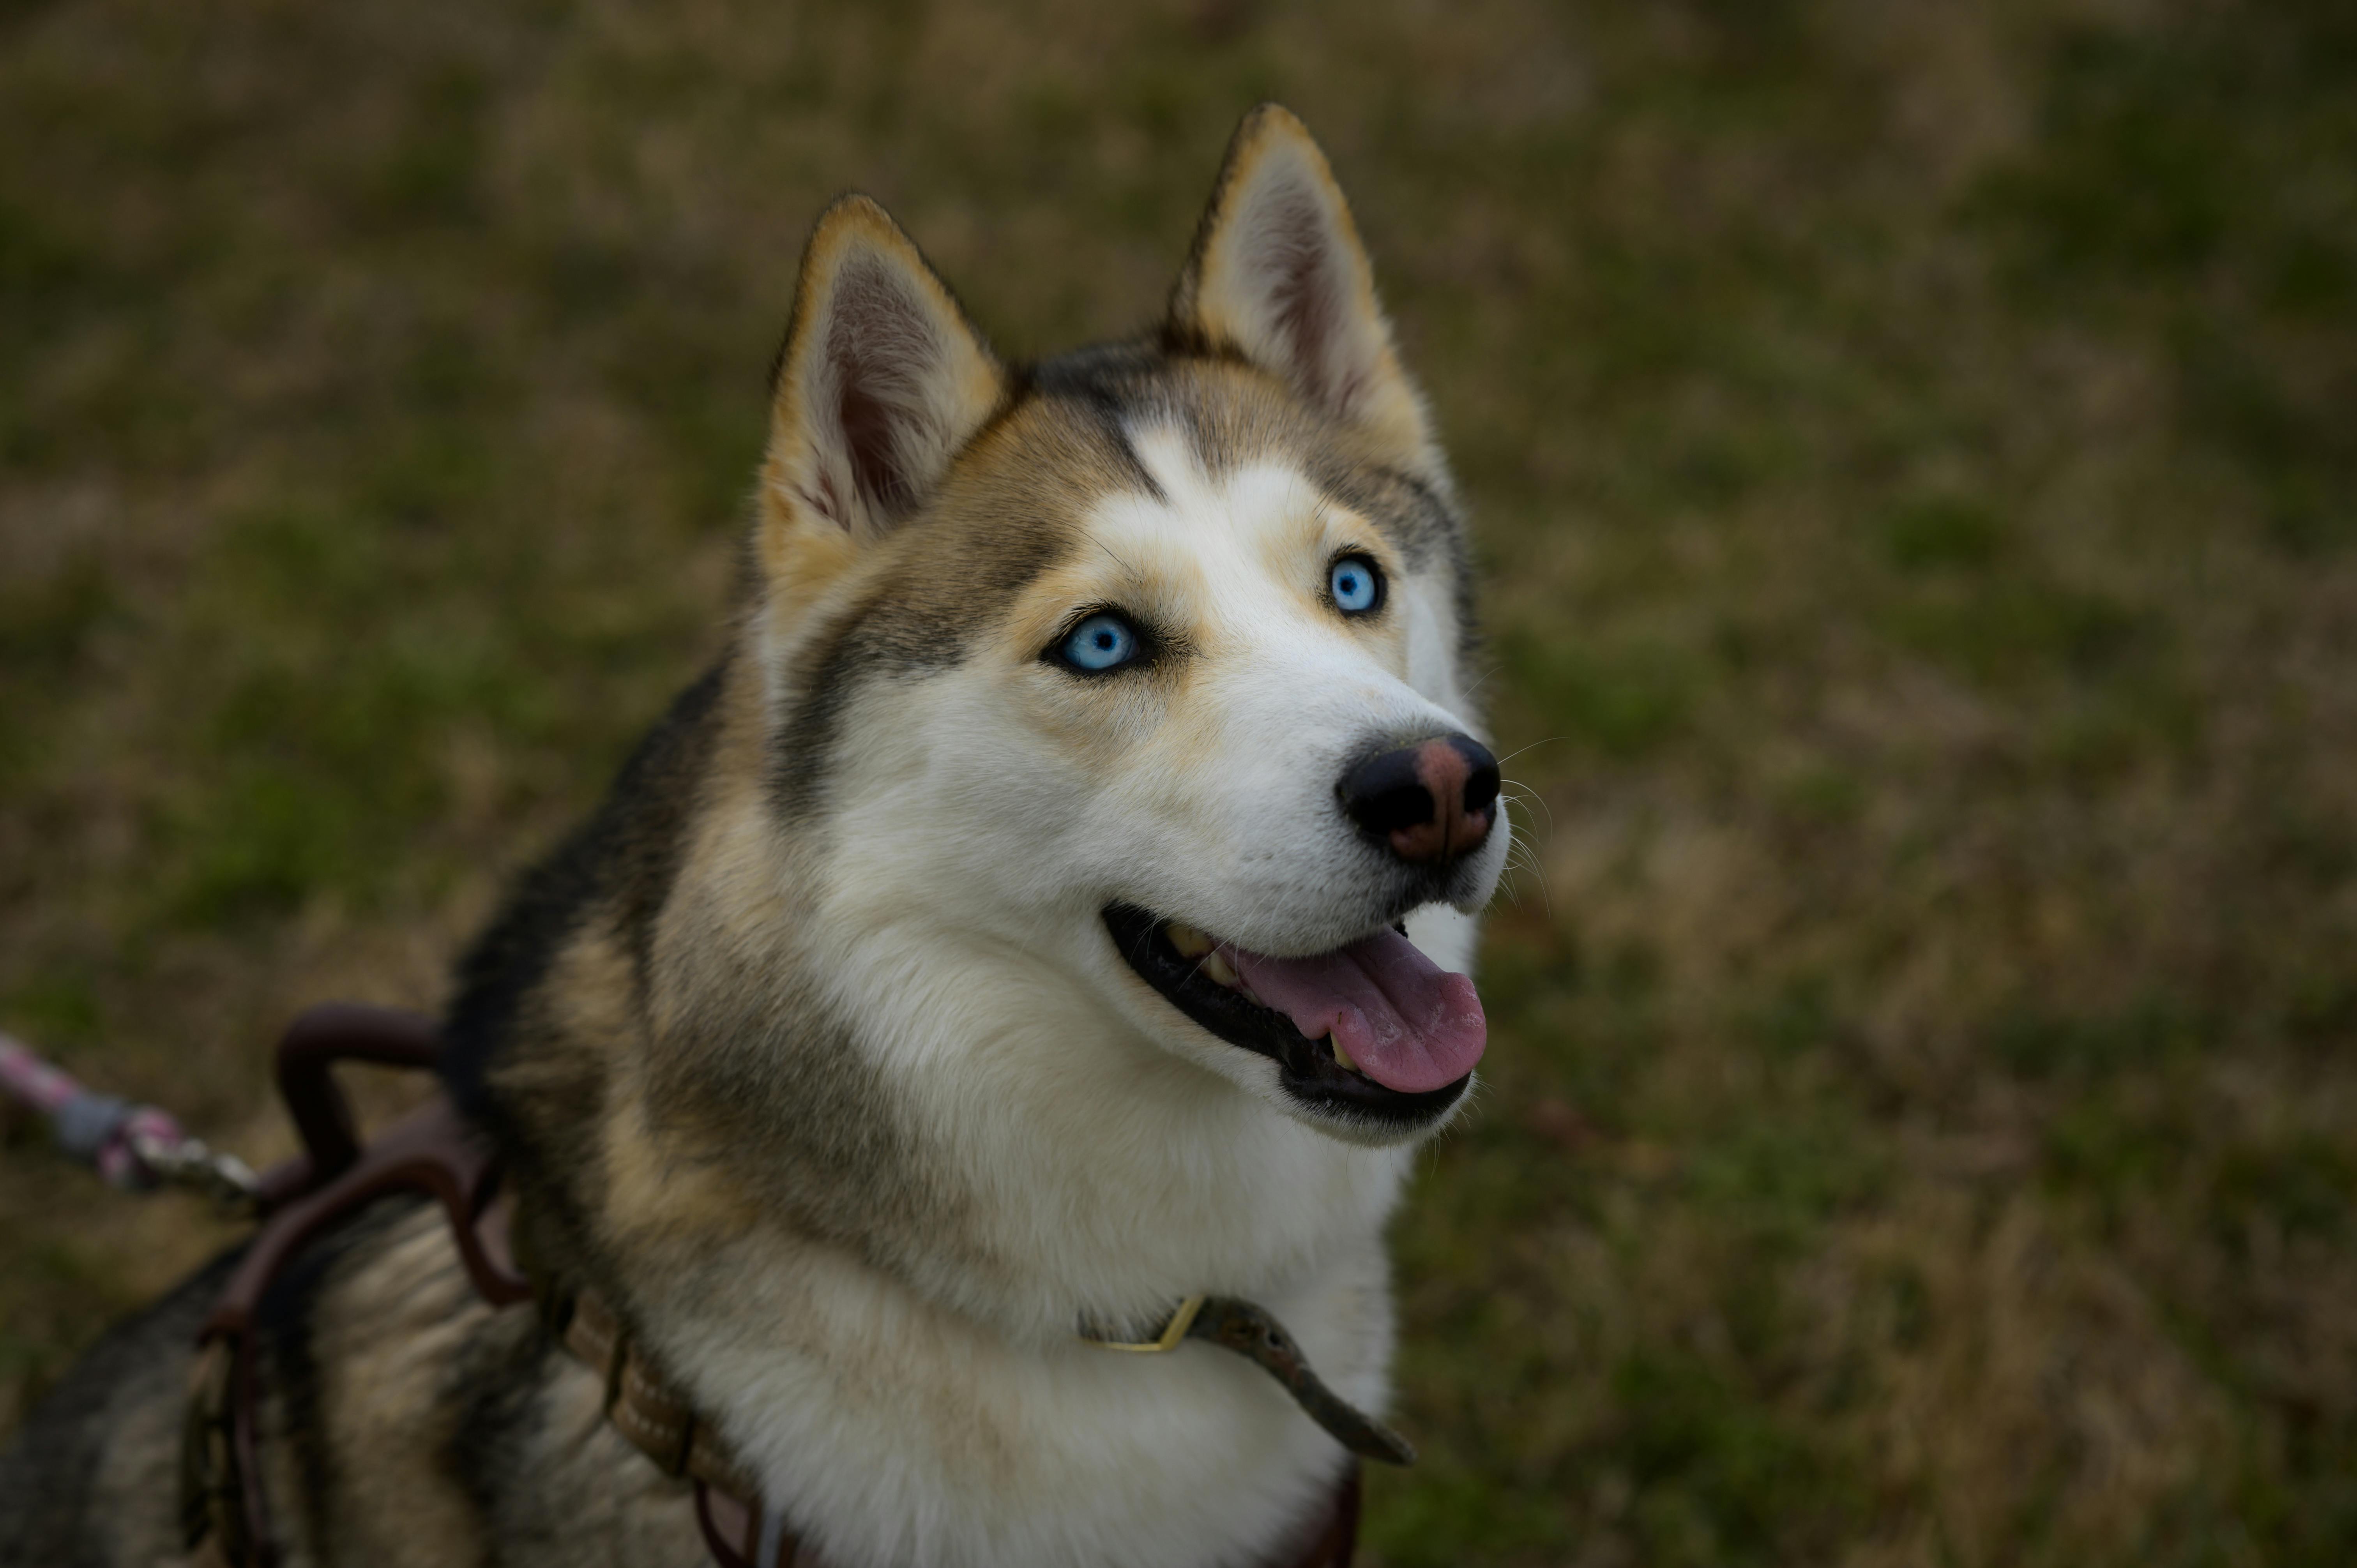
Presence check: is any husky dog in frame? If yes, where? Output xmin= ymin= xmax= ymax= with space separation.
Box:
xmin=0 ymin=104 xmax=1508 ymax=1568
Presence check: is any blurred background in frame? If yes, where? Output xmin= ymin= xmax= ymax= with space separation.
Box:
xmin=4 ymin=1 xmax=2354 ymax=1563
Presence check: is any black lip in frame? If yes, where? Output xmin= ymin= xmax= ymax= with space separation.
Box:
xmin=1103 ymin=902 xmax=1471 ymax=1126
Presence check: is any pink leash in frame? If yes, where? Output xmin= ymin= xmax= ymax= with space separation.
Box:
xmin=0 ymin=1028 xmax=256 ymax=1207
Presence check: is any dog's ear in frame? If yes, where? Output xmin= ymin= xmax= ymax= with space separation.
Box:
xmin=759 ymin=196 xmax=1005 ymax=559
xmin=1168 ymin=104 xmax=1434 ymax=467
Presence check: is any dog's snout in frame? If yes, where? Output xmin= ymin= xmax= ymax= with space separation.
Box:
xmin=1339 ymin=734 xmax=1500 ymax=865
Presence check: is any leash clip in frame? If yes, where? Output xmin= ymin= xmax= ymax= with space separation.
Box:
xmin=132 ymin=1127 xmax=262 ymax=1217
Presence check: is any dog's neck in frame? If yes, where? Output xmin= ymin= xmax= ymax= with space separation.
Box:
xmin=474 ymin=795 xmax=1407 ymax=1342
xmin=635 ymin=864 xmax=1409 ymax=1341
xmin=453 ymin=661 xmax=1408 ymax=1565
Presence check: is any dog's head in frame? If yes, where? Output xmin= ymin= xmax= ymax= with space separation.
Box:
xmin=742 ymin=106 xmax=1507 ymax=1148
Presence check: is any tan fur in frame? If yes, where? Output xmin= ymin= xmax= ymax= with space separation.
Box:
xmin=1 ymin=104 xmax=1498 ymax=1568
xmin=760 ymin=198 xmax=1007 ymax=550
xmin=301 ymin=1215 xmax=502 ymax=1566
xmin=1171 ymin=108 xmax=1439 ymax=478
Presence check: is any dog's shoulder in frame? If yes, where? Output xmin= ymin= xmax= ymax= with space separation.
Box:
xmin=0 ymin=1248 xmax=239 ymax=1567
xmin=441 ymin=659 xmax=730 ymax=1138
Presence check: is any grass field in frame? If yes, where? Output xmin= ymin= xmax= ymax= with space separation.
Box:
xmin=4 ymin=1 xmax=2355 ymax=1563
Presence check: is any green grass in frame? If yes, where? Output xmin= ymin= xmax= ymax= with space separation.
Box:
xmin=5 ymin=1 xmax=2357 ymax=1563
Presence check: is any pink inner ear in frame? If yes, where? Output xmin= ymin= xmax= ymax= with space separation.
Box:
xmin=808 ymin=256 xmax=950 ymax=529
xmin=836 ymin=373 xmax=910 ymax=520
xmin=1240 ymin=178 xmax=1365 ymax=418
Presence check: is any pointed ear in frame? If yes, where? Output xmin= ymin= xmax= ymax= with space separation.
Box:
xmin=1168 ymin=104 xmax=1434 ymax=465
xmin=759 ymin=196 xmax=1006 ymax=556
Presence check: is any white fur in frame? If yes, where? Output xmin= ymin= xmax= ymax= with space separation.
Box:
xmin=648 ymin=436 xmax=1505 ymax=1567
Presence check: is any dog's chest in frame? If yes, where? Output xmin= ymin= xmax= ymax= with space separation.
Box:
xmin=638 ymin=1235 xmax=1394 ymax=1568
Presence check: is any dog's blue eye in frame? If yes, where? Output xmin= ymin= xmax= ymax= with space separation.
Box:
xmin=1060 ymin=612 xmax=1140 ymax=673
xmin=1330 ymin=556 xmax=1382 ymax=614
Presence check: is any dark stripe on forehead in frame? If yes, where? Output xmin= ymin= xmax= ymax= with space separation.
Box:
xmin=999 ymin=343 xmax=1480 ymax=661
xmin=1066 ymin=388 xmax=1168 ymax=506
xmin=1041 ymin=360 xmax=1465 ymax=586
xmin=1019 ymin=340 xmax=1336 ymax=503
xmin=1013 ymin=343 xmax=1186 ymax=505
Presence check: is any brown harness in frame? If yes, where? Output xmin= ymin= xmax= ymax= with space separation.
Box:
xmin=179 ymin=1005 xmax=1372 ymax=1568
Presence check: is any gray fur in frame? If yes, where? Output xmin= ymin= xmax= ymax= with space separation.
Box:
xmin=0 ymin=106 xmax=1482 ymax=1568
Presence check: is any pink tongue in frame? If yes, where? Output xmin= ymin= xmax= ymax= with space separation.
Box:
xmin=1228 ymin=931 xmax=1486 ymax=1094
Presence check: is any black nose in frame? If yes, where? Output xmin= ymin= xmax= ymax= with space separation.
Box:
xmin=1338 ymin=734 xmax=1501 ymax=864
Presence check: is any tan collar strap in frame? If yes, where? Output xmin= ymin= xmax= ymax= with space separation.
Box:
xmin=553 ymin=1286 xmax=762 ymax=1499
xmin=536 ymin=1283 xmax=788 ymax=1567
xmin=1082 ymin=1296 xmax=1415 ymax=1467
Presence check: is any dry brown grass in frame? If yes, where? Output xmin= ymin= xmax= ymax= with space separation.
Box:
xmin=5 ymin=1 xmax=2355 ymax=1563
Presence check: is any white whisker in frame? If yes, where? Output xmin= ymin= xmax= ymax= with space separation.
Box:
xmin=1500 ymin=777 xmax=1555 ymax=837
xmin=1492 ymin=735 xmax=1573 ymax=768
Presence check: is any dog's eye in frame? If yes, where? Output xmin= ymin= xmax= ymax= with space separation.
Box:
xmin=1329 ymin=555 xmax=1383 ymax=615
xmin=1057 ymin=612 xmax=1142 ymax=673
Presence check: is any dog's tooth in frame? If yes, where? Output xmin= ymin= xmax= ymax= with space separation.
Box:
xmin=1200 ymin=949 xmax=1241 ymax=989
xmin=1331 ymin=1036 xmax=1359 ymax=1074
xmin=1166 ymin=923 xmax=1214 ymax=959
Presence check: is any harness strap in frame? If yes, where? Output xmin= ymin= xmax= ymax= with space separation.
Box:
xmin=182 ymin=1098 xmax=532 ymax=1564
xmin=180 ymin=1007 xmax=528 ymax=1568
xmin=180 ymin=1004 xmax=1366 ymax=1568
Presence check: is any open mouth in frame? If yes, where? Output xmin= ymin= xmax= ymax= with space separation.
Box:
xmin=1103 ymin=903 xmax=1486 ymax=1124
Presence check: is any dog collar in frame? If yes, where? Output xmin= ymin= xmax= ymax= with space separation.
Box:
xmin=536 ymin=1270 xmax=1401 ymax=1566
xmin=178 ymin=1006 xmax=1377 ymax=1568
xmin=1079 ymin=1296 xmax=1415 ymax=1466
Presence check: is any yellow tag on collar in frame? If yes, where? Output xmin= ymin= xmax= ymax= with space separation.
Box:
xmin=1080 ymin=1294 xmax=1205 ymax=1353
